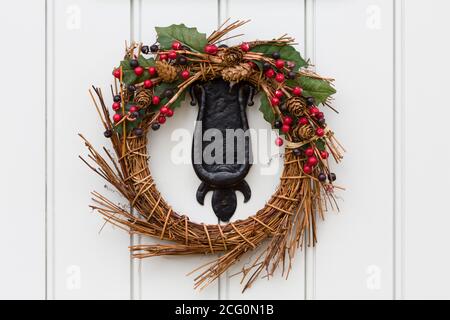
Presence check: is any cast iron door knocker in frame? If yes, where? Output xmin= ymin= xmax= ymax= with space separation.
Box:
xmin=191 ymin=78 xmax=254 ymax=222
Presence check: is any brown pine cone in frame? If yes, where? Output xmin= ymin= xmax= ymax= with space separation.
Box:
xmin=221 ymin=63 xmax=252 ymax=82
xmin=155 ymin=60 xmax=177 ymax=83
xmin=293 ymin=124 xmax=315 ymax=141
xmin=286 ymin=96 xmax=307 ymax=117
xmin=222 ymin=47 xmax=244 ymax=66
xmin=134 ymin=88 xmax=152 ymax=108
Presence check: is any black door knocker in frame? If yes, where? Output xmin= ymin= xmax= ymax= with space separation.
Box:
xmin=191 ymin=78 xmax=255 ymax=222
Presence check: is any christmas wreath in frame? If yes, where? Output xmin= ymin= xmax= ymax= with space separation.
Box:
xmin=81 ymin=20 xmax=344 ymax=291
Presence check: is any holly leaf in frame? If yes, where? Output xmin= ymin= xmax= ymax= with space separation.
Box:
xmin=170 ymin=89 xmax=187 ymax=109
xmin=138 ymin=56 xmax=155 ymax=68
xmin=315 ymin=139 xmax=326 ymax=151
xmin=298 ymin=76 xmax=336 ymax=104
xmin=119 ymin=57 xmax=154 ymax=85
xmin=155 ymin=24 xmax=208 ymax=52
xmin=259 ymin=93 xmax=275 ymax=124
xmin=251 ymin=44 xmax=308 ymax=70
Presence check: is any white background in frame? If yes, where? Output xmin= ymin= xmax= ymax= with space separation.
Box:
xmin=1 ymin=0 xmax=449 ymax=300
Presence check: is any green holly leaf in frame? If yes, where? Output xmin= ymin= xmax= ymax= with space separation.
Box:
xmin=298 ymin=76 xmax=336 ymax=104
xmin=259 ymin=93 xmax=275 ymax=124
xmin=138 ymin=56 xmax=155 ymax=68
xmin=251 ymin=44 xmax=307 ymax=70
xmin=315 ymin=139 xmax=326 ymax=151
xmin=155 ymin=24 xmax=208 ymax=52
xmin=170 ymin=89 xmax=187 ymax=109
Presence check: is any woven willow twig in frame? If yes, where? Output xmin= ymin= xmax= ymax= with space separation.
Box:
xmin=80 ymin=87 xmax=342 ymax=292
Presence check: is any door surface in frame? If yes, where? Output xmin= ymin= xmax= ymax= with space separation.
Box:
xmin=1 ymin=0 xmax=450 ymax=300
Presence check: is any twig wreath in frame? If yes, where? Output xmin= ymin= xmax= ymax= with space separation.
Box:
xmin=80 ymin=20 xmax=344 ymax=292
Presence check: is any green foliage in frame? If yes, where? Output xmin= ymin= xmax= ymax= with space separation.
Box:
xmin=251 ymin=44 xmax=307 ymax=71
xmin=155 ymin=24 xmax=208 ymax=52
xmin=287 ymin=76 xmax=336 ymax=104
xmin=259 ymin=93 xmax=275 ymax=124
xmin=119 ymin=57 xmax=155 ymax=85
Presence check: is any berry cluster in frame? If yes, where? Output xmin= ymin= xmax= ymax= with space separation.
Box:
xmin=108 ymin=22 xmax=339 ymax=186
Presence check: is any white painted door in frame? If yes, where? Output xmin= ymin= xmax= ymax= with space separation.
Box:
xmin=1 ymin=0 xmax=450 ymax=300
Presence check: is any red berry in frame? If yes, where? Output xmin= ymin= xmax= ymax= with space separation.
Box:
xmin=281 ymin=124 xmax=290 ymax=133
xmin=316 ymin=128 xmax=325 ymax=137
xmin=305 ymin=147 xmax=314 ymax=157
xmin=275 ymin=137 xmax=284 ymax=146
xmin=148 ymin=66 xmax=157 ymax=76
xmin=247 ymin=61 xmax=256 ymax=69
xmin=168 ymin=50 xmax=177 ymax=60
xmin=112 ymin=68 xmax=121 ymax=79
xmin=275 ymin=73 xmax=285 ymax=83
xmin=166 ymin=108 xmax=174 ymax=117
xmin=160 ymin=106 xmax=169 ymax=114
xmin=309 ymin=106 xmax=320 ymax=115
xmin=172 ymin=41 xmax=182 ymax=50
xmin=303 ymin=165 xmax=312 ymax=174
xmin=129 ymin=105 xmax=138 ymax=113
xmin=283 ymin=116 xmax=293 ymax=125
xmin=275 ymin=59 xmax=285 ymax=69
xmin=240 ymin=42 xmax=250 ymax=52
xmin=144 ymin=79 xmax=153 ymax=88
xmin=180 ymin=70 xmax=190 ymax=80
xmin=307 ymin=156 xmax=318 ymax=167
xmin=271 ymin=97 xmax=280 ymax=106
xmin=134 ymin=66 xmax=144 ymax=76
xmin=315 ymin=112 xmax=324 ymax=119
xmin=298 ymin=117 xmax=308 ymax=126
xmin=292 ymin=86 xmax=302 ymax=96
xmin=112 ymin=102 xmax=120 ymax=111
xmin=158 ymin=115 xmax=166 ymax=124
xmin=275 ymin=90 xmax=283 ymax=98
xmin=204 ymin=44 xmax=218 ymax=55
xmin=159 ymin=54 xmax=168 ymax=61
xmin=265 ymin=69 xmax=275 ymax=78
xmin=113 ymin=113 xmax=122 ymax=123
xmin=152 ymin=96 xmax=161 ymax=105
xmin=320 ymin=151 xmax=329 ymax=159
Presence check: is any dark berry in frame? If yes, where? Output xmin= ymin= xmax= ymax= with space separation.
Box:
xmin=132 ymin=111 xmax=140 ymax=119
xmin=274 ymin=120 xmax=283 ymax=129
xmin=328 ymin=173 xmax=337 ymax=182
xmin=272 ymin=51 xmax=281 ymax=59
xmin=263 ymin=62 xmax=271 ymax=71
xmin=129 ymin=59 xmax=139 ymax=68
xmin=164 ymin=88 xmax=174 ymax=98
xmin=141 ymin=45 xmax=150 ymax=54
xmin=113 ymin=95 xmax=121 ymax=102
xmin=151 ymin=123 xmax=160 ymax=131
xmin=318 ymin=173 xmax=327 ymax=182
xmin=103 ymin=129 xmax=113 ymax=138
xmin=293 ymin=148 xmax=302 ymax=156
xmin=150 ymin=44 xmax=159 ymax=53
xmin=287 ymin=71 xmax=297 ymax=79
xmin=279 ymin=104 xmax=288 ymax=113
xmin=127 ymin=84 xmax=136 ymax=92
xmin=133 ymin=128 xmax=144 ymax=137
xmin=176 ymin=55 xmax=187 ymax=65
xmin=306 ymin=97 xmax=315 ymax=106
xmin=318 ymin=118 xmax=326 ymax=126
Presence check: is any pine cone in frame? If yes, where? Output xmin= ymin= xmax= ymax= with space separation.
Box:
xmin=155 ymin=60 xmax=177 ymax=83
xmin=293 ymin=124 xmax=314 ymax=141
xmin=221 ymin=63 xmax=252 ymax=82
xmin=286 ymin=96 xmax=306 ymax=117
xmin=134 ymin=88 xmax=152 ymax=108
xmin=222 ymin=47 xmax=244 ymax=66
